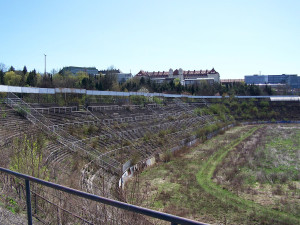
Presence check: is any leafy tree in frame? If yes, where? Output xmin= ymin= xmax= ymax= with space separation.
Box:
xmin=102 ymin=73 xmax=117 ymax=90
xmin=0 ymin=69 xmax=4 ymax=85
xmin=39 ymin=74 xmax=53 ymax=88
xmin=8 ymin=66 xmax=15 ymax=72
xmin=4 ymin=71 xmax=22 ymax=86
xmin=20 ymin=66 xmax=28 ymax=86
xmin=22 ymin=66 xmax=27 ymax=75
xmin=264 ymin=85 xmax=273 ymax=95
xmin=249 ymin=84 xmax=261 ymax=96
xmin=9 ymin=134 xmax=48 ymax=179
xmin=53 ymin=71 xmax=77 ymax=88
xmin=26 ymin=69 xmax=38 ymax=86
xmin=176 ymin=83 xmax=183 ymax=93
xmin=139 ymin=76 xmax=145 ymax=85
xmin=174 ymin=78 xmax=180 ymax=86
xmin=111 ymin=82 xmax=121 ymax=91
xmin=76 ymin=71 xmax=90 ymax=88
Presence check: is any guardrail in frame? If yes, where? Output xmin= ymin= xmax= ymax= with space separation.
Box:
xmin=1 ymin=84 xmax=298 ymax=100
xmin=0 ymin=167 xmax=207 ymax=225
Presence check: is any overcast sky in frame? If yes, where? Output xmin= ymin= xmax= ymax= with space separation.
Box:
xmin=1 ymin=0 xmax=299 ymax=78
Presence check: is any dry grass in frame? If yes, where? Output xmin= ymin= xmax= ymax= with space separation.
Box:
xmin=214 ymin=124 xmax=300 ymax=218
xmin=126 ymin=125 xmax=300 ymax=224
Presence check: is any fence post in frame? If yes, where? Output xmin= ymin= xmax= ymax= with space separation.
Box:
xmin=25 ymin=179 xmax=33 ymax=225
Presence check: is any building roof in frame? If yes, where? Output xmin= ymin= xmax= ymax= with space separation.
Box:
xmin=63 ymin=66 xmax=97 ymax=70
xmin=185 ymin=78 xmax=215 ymax=81
xmin=136 ymin=68 xmax=218 ymax=78
xmin=99 ymin=69 xmax=121 ymax=74
xmin=136 ymin=71 xmax=168 ymax=78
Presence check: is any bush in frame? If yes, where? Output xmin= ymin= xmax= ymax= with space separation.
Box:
xmin=153 ymin=97 xmax=163 ymax=105
xmin=131 ymin=151 xmax=141 ymax=164
xmin=143 ymin=132 xmax=152 ymax=142
xmin=259 ymin=100 xmax=269 ymax=108
xmin=130 ymin=95 xmax=146 ymax=105
xmin=158 ymin=130 xmax=168 ymax=138
xmin=272 ymin=185 xmax=283 ymax=195
xmin=195 ymin=128 xmax=205 ymax=140
xmin=16 ymin=107 xmax=29 ymax=118
xmin=122 ymin=139 xmax=131 ymax=147
xmin=161 ymin=151 xmax=172 ymax=162
xmin=82 ymin=124 xmax=98 ymax=136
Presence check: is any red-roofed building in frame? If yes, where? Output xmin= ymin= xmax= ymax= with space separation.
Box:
xmin=136 ymin=68 xmax=220 ymax=85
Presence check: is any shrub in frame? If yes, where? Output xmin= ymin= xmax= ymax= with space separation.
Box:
xmin=91 ymin=138 xmax=98 ymax=148
xmin=131 ymin=151 xmax=141 ymax=164
xmin=256 ymin=171 xmax=267 ymax=183
xmin=153 ymin=97 xmax=163 ymax=105
xmin=195 ymin=128 xmax=205 ymax=140
xmin=123 ymin=139 xmax=131 ymax=147
xmin=259 ymin=100 xmax=269 ymax=108
xmin=83 ymin=124 xmax=98 ymax=135
xmin=158 ymin=130 xmax=168 ymax=138
xmin=130 ymin=95 xmax=146 ymax=105
xmin=167 ymin=116 xmax=175 ymax=121
xmin=288 ymin=182 xmax=297 ymax=190
xmin=272 ymin=185 xmax=283 ymax=195
xmin=143 ymin=132 xmax=152 ymax=142
xmin=16 ymin=107 xmax=29 ymax=118
xmin=161 ymin=151 xmax=172 ymax=162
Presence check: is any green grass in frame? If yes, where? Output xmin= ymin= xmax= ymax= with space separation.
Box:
xmin=128 ymin=125 xmax=300 ymax=224
xmin=196 ymin=125 xmax=300 ymax=224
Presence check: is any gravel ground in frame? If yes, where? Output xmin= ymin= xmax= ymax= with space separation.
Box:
xmin=0 ymin=206 xmax=41 ymax=225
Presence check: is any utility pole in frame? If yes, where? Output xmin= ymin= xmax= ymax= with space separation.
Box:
xmin=44 ymin=54 xmax=47 ymax=76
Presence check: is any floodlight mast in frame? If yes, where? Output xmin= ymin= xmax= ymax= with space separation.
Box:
xmin=44 ymin=54 xmax=47 ymax=76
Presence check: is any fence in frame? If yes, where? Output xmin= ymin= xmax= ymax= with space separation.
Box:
xmin=0 ymin=167 xmax=207 ymax=225
xmin=1 ymin=84 xmax=298 ymax=100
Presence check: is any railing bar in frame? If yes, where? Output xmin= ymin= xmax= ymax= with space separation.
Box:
xmin=19 ymin=182 xmax=94 ymax=224
xmin=25 ymin=179 xmax=33 ymax=225
xmin=0 ymin=167 xmax=207 ymax=225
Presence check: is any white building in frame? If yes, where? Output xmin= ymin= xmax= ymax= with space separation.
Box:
xmin=136 ymin=68 xmax=220 ymax=85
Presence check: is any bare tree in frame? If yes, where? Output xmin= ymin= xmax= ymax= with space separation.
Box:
xmin=0 ymin=63 xmax=7 ymax=72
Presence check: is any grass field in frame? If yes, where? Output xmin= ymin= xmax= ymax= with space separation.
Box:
xmin=125 ymin=124 xmax=300 ymax=225
xmin=214 ymin=124 xmax=300 ymax=218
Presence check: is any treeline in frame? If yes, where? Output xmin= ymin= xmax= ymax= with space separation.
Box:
xmin=0 ymin=66 xmax=41 ymax=87
xmin=124 ymin=76 xmax=272 ymax=96
xmin=0 ymin=65 xmax=121 ymax=91
xmin=0 ymin=64 xmax=273 ymax=96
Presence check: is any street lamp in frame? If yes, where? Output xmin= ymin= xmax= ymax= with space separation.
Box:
xmin=44 ymin=54 xmax=47 ymax=76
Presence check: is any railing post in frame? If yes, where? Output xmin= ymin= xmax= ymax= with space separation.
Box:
xmin=25 ymin=179 xmax=33 ymax=225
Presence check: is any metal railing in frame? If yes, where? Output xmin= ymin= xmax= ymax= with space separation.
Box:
xmin=0 ymin=167 xmax=207 ymax=225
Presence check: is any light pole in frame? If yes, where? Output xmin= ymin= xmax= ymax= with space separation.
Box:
xmin=44 ymin=54 xmax=47 ymax=76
